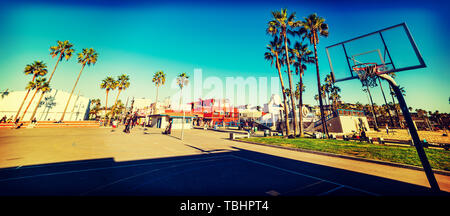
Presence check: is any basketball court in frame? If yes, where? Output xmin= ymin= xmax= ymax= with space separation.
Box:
xmin=0 ymin=127 xmax=442 ymax=196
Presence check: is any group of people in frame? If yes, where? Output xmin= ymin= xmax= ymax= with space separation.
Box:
xmin=0 ymin=115 xmax=38 ymax=129
xmin=122 ymin=112 xmax=140 ymax=133
xmin=0 ymin=115 xmax=13 ymax=123
xmin=241 ymin=120 xmax=258 ymax=134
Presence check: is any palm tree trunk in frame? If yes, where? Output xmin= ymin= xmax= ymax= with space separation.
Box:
xmin=366 ymin=86 xmax=379 ymax=130
xmin=377 ymin=77 xmax=394 ymax=127
xmin=104 ymin=90 xmax=109 ymax=126
xmin=180 ymin=87 xmax=185 ymax=141
xmin=298 ymin=66 xmax=304 ymax=137
xmin=29 ymin=55 xmax=62 ymax=122
xmin=154 ymin=85 xmax=159 ymax=114
xmin=29 ymin=90 xmax=45 ymax=122
xmin=60 ymin=64 xmax=85 ymax=122
xmin=15 ymin=75 xmax=37 ymax=121
xmin=326 ymin=91 xmax=330 ymax=115
xmin=110 ymin=89 xmax=122 ymax=120
xmin=313 ymin=33 xmax=328 ymax=136
xmin=21 ymin=89 xmax=39 ymax=121
xmin=283 ymin=33 xmax=298 ymax=136
xmin=275 ymin=55 xmax=290 ymax=136
xmin=389 ymin=86 xmax=401 ymax=128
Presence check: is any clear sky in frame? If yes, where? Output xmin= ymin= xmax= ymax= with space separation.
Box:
xmin=0 ymin=0 xmax=449 ymax=112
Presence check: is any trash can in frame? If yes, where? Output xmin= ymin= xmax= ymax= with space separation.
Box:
xmin=264 ymin=129 xmax=270 ymax=137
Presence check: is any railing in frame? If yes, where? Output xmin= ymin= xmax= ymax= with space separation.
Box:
xmin=314 ymin=112 xmax=337 ymax=128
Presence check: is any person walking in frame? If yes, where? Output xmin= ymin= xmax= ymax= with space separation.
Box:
xmin=385 ymin=123 xmax=389 ymax=135
xmin=124 ymin=115 xmax=131 ymax=133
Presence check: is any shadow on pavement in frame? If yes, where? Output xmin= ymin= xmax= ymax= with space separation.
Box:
xmin=0 ymin=147 xmax=446 ymax=196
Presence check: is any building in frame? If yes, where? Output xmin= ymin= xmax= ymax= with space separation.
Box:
xmin=0 ymin=89 xmax=90 ymax=121
xmin=149 ymin=112 xmax=196 ymax=130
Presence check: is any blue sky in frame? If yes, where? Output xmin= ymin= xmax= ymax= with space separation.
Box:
xmin=0 ymin=0 xmax=449 ymax=112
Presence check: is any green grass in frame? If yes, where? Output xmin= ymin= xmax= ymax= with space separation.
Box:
xmin=242 ymin=137 xmax=450 ymax=171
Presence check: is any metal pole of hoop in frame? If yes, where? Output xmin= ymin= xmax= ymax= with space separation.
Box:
xmin=375 ymin=72 xmax=441 ymax=193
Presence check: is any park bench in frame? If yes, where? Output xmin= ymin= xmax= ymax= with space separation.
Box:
xmin=229 ymin=132 xmax=250 ymax=140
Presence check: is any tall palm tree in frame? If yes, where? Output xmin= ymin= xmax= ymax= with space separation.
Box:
xmin=100 ymin=76 xmax=117 ymax=123
xmin=177 ymin=72 xmax=189 ymax=141
xmin=267 ymin=8 xmax=299 ymax=136
xmin=21 ymin=78 xmax=50 ymax=120
xmin=110 ymin=74 xmax=130 ymax=119
xmin=152 ymin=70 xmax=166 ymax=113
xmin=15 ymin=61 xmax=48 ymax=121
xmin=264 ymin=36 xmax=290 ymax=136
xmin=294 ymin=82 xmax=306 ymax=132
xmin=362 ymin=86 xmax=379 ymax=130
xmin=60 ymin=48 xmax=98 ymax=122
xmin=300 ymin=13 xmax=329 ymax=137
xmin=30 ymin=41 xmax=75 ymax=122
xmin=291 ymin=41 xmax=313 ymax=137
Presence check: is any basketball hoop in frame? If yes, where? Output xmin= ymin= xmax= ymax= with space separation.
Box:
xmin=352 ymin=63 xmax=379 ymax=81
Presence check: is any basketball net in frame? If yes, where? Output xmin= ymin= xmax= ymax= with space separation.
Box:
xmin=352 ymin=63 xmax=378 ymax=81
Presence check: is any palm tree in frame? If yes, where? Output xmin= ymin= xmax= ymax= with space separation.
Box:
xmin=300 ymin=13 xmax=329 ymax=137
xmin=110 ymin=74 xmax=130 ymax=119
xmin=100 ymin=76 xmax=117 ymax=123
xmin=152 ymin=70 xmax=166 ymax=113
xmin=21 ymin=78 xmax=50 ymax=120
xmin=291 ymin=41 xmax=314 ymax=137
xmin=177 ymin=72 xmax=189 ymax=141
xmin=267 ymin=8 xmax=299 ymax=136
xmin=14 ymin=61 xmax=48 ymax=121
xmin=89 ymin=99 xmax=101 ymax=119
xmin=416 ymin=109 xmax=432 ymax=131
xmin=29 ymin=41 xmax=75 ymax=122
xmin=112 ymin=100 xmax=125 ymax=116
xmin=320 ymin=84 xmax=329 ymax=107
xmin=60 ymin=48 xmax=98 ymax=122
xmin=330 ymin=85 xmax=341 ymax=112
xmin=314 ymin=94 xmax=319 ymax=105
xmin=264 ymin=36 xmax=290 ymax=136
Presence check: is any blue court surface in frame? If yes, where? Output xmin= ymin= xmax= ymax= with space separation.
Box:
xmin=0 ymin=147 xmax=441 ymax=196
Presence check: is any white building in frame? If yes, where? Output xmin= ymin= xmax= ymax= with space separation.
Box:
xmin=131 ymin=98 xmax=152 ymax=111
xmin=0 ymin=89 xmax=90 ymax=121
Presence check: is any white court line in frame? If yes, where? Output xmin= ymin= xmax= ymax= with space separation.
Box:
xmin=230 ymin=155 xmax=380 ymax=196
xmin=0 ymin=155 xmax=232 ymax=183
xmin=81 ymin=157 xmax=233 ymax=196
xmin=129 ymin=162 xmax=234 ymax=192
xmin=317 ymin=185 xmax=345 ymax=196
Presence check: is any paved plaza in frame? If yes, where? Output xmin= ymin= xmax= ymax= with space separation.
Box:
xmin=0 ymin=127 xmax=449 ymax=195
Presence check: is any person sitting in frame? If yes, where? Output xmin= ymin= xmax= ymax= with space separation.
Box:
xmin=360 ymin=129 xmax=367 ymax=141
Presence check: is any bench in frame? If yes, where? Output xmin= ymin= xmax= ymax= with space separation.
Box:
xmin=229 ymin=132 xmax=250 ymax=140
